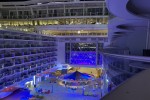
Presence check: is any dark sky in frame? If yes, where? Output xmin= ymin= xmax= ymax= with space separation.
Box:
xmin=0 ymin=0 xmax=30 ymax=2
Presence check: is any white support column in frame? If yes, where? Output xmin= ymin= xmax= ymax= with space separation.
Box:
xmin=30 ymin=7 xmax=34 ymax=18
xmin=46 ymin=6 xmax=49 ymax=17
xmin=64 ymin=4 xmax=66 ymax=16
xmin=146 ymin=20 xmax=150 ymax=49
xmin=83 ymin=3 xmax=85 ymax=16
xmin=102 ymin=2 xmax=105 ymax=24
xmin=15 ymin=5 xmax=19 ymax=18
xmin=52 ymin=9 xmax=54 ymax=17
xmin=102 ymin=2 xmax=105 ymax=16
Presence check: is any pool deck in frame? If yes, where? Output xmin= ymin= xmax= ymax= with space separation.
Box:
xmin=30 ymin=80 xmax=102 ymax=100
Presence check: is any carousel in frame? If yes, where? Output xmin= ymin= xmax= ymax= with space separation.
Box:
xmin=58 ymin=71 xmax=96 ymax=88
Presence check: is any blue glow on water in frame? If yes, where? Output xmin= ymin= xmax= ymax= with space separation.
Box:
xmin=70 ymin=51 xmax=96 ymax=65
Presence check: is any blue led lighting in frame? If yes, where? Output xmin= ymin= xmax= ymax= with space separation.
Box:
xmin=70 ymin=51 xmax=96 ymax=65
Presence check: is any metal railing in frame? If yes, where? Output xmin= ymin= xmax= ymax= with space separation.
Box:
xmin=0 ymin=12 xmax=108 ymax=19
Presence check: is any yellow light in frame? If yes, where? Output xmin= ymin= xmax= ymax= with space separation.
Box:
xmin=78 ymin=31 xmax=80 ymax=34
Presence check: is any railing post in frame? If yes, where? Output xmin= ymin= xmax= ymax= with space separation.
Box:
xmin=146 ymin=20 xmax=150 ymax=49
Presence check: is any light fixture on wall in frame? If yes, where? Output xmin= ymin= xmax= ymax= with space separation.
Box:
xmin=78 ymin=31 xmax=80 ymax=34
xmin=37 ymin=3 xmax=42 ymax=5
xmin=96 ymin=22 xmax=102 ymax=24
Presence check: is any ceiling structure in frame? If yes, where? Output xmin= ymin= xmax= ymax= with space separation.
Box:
xmin=127 ymin=0 xmax=150 ymax=19
xmin=106 ymin=0 xmax=148 ymax=42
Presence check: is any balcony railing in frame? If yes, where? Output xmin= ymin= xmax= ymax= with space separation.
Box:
xmin=1 ymin=12 xmax=108 ymax=19
xmin=102 ymin=52 xmax=150 ymax=88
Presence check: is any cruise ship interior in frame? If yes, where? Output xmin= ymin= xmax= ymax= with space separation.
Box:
xmin=0 ymin=0 xmax=150 ymax=100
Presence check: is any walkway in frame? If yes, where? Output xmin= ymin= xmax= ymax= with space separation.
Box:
xmin=30 ymin=80 xmax=101 ymax=100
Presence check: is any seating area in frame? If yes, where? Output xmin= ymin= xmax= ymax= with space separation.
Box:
xmin=28 ymin=80 xmax=101 ymax=100
xmin=35 ymin=88 xmax=51 ymax=94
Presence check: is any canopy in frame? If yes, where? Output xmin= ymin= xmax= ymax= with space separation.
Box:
xmin=63 ymin=71 xmax=93 ymax=80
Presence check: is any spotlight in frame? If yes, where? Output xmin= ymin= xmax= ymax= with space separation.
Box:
xmin=78 ymin=31 xmax=81 ymax=34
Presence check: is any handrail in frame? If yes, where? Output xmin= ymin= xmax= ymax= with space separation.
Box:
xmin=101 ymin=69 xmax=150 ymax=100
xmin=103 ymin=53 xmax=150 ymax=62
